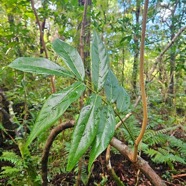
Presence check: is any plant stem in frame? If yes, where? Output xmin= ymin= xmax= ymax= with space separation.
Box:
xmin=106 ymin=145 xmax=125 ymax=186
xmin=133 ymin=0 xmax=149 ymax=162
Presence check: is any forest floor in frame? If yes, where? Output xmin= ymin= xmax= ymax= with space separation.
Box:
xmin=51 ymin=152 xmax=186 ymax=186
xmin=51 ymin=125 xmax=186 ymax=186
xmin=0 ymin=126 xmax=185 ymax=186
xmin=0 ymin=140 xmax=186 ymax=186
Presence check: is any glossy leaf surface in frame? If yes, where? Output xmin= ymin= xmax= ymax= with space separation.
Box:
xmin=67 ymin=94 xmax=101 ymax=171
xmin=104 ymin=70 xmax=120 ymax=103
xmin=52 ymin=39 xmax=85 ymax=81
xmin=91 ymin=31 xmax=109 ymax=91
xmin=88 ymin=105 xmax=116 ymax=171
xmin=116 ymin=86 xmax=130 ymax=112
xmin=104 ymin=70 xmax=130 ymax=112
xmin=26 ymin=81 xmax=86 ymax=146
xmin=8 ymin=57 xmax=73 ymax=77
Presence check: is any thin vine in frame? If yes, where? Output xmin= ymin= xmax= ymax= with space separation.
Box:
xmin=133 ymin=0 xmax=149 ymax=162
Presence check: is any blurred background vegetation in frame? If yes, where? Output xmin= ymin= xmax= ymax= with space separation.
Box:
xmin=0 ymin=0 xmax=185 ymax=185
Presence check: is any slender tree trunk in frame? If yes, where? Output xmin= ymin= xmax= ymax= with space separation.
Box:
xmin=131 ymin=0 xmax=140 ymax=96
xmin=7 ymin=14 xmax=22 ymax=57
xmin=168 ymin=33 xmax=176 ymax=106
xmin=79 ymin=0 xmax=91 ymax=80
xmin=167 ymin=1 xmax=178 ymax=107
xmin=121 ymin=48 xmax=125 ymax=86
xmin=40 ymin=18 xmax=46 ymax=54
xmin=76 ymin=0 xmax=92 ymax=185
xmin=121 ymin=0 xmax=126 ymax=86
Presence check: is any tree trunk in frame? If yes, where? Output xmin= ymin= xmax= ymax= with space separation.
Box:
xmin=167 ymin=1 xmax=178 ymax=107
xmin=7 ymin=14 xmax=22 ymax=57
xmin=131 ymin=0 xmax=140 ymax=96
xmin=79 ymin=0 xmax=91 ymax=79
xmin=168 ymin=33 xmax=176 ymax=106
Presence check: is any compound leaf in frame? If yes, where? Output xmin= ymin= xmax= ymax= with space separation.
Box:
xmin=52 ymin=39 xmax=85 ymax=81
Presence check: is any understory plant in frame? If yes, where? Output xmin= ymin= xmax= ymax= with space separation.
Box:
xmin=2 ymin=30 xmax=185 ymax=185
xmin=7 ymin=31 xmax=130 ymax=176
xmin=119 ymin=118 xmax=186 ymax=168
xmin=0 ymin=144 xmax=40 ymax=185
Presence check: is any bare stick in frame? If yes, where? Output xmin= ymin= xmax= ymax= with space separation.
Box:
xmin=172 ymin=173 xmax=186 ymax=179
xmin=75 ymin=1 xmax=89 ymax=185
xmin=133 ymin=0 xmax=148 ymax=162
xmin=30 ymin=0 xmax=48 ymax=58
xmin=79 ymin=0 xmax=88 ymax=64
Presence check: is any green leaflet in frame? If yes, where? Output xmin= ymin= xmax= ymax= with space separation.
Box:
xmin=104 ymin=70 xmax=120 ymax=103
xmin=88 ymin=105 xmax=116 ymax=171
xmin=52 ymin=39 xmax=85 ymax=81
xmin=104 ymin=70 xmax=130 ymax=112
xmin=26 ymin=81 xmax=86 ymax=146
xmin=116 ymin=86 xmax=130 ymax=112
xmin=8 ymin=57 xmax=73 ymax=78
xmin=67 ymin=94 xmax=101 ymax=171
xmin=91 ymin=31 xmax=109 ymax=92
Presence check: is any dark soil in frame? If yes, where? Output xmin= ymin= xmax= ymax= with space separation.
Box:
xmin=0 ymin=144 xmax=185 ymax=186
xmin=0 ymin=131 xmax=185 ymax=186
xmin=50 ymin=153 xmax=186 ymax=186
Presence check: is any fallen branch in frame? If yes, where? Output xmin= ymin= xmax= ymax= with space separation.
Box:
xmin=110 ymin=137 xmax=167 ymax=186
xmin=41 ymin=121 xmax=75 ymax=186
xmin=172 ymin=173 xmax=186 ymax=179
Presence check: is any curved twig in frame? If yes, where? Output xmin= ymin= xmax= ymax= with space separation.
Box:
xmin=133 ymin=0 xmax=148 ymax=162
xmin=41 ymin=121 xmax=75 ymax=186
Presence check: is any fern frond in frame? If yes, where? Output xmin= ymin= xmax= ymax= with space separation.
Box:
xmin=0 ymin=166 xmax=20 ymax=176
xmin=167 ymin=136 xmax=186 ymax=157
xmin=144 ymin=147 xmax=186 ymax=165
xmin=143 ymin=132 xmax=167 ymax=146
xmin=144 ymin=126 xmax=178 ymax=143
xmin=0 ymin=151 xmax=23 ymax=167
